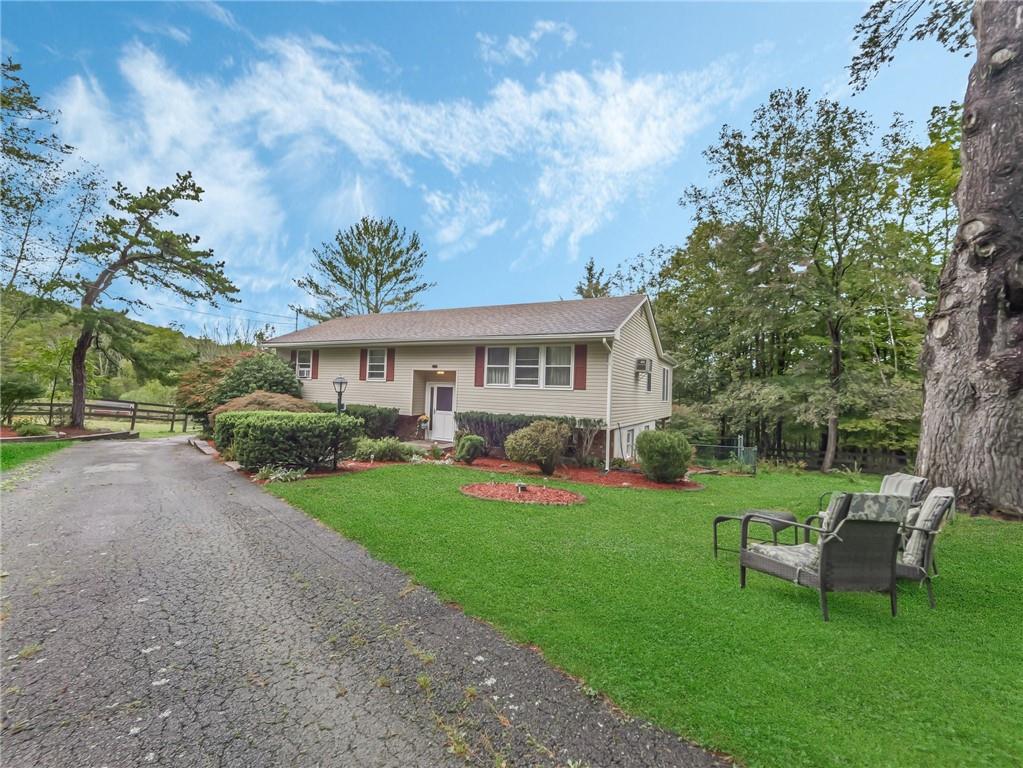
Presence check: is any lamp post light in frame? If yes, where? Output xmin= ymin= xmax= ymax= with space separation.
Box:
xmin=333 ymin=376 xmax=348 ymax=414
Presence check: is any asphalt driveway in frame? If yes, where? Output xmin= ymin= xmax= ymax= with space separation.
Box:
xmin=1 ymin=438 xmax=724 ymax=767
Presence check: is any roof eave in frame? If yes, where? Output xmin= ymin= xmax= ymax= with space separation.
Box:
xmin=262 ymin=330 xmax=618 ymax=348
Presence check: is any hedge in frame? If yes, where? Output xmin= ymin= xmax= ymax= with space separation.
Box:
xmin=317 ymin=402 xmax=399 ymax=439
xmin=230 ymin=412 xmax=364 ymax=470
xmin=454 ymin=411 xmax=604 ymax=457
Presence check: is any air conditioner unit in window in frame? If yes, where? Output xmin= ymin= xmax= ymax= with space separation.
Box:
xmin=635 ymin=358 xmax=653 ymax=374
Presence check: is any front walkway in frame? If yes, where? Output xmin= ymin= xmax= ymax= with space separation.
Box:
xmin=1 ymin=438 xmax=724 ymax=767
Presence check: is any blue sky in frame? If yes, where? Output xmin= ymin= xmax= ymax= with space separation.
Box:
xmin=4 ymin=2 xmax=970 ymax=337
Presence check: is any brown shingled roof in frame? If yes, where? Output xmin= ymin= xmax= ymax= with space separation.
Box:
xmin=266 ymin=294 xmax=648 ymax=346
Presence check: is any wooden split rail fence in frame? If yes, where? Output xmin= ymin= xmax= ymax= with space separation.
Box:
xmin=8 ymin=399 xmax=189 ymax=432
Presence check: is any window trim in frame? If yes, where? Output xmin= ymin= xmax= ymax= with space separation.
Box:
xmin=483 ymin=344 xmax=574 ymax=390
xmin=661 ymin=367 xmax=670 ymax=402
xmin=295 ymin=349 xmax=313 ymax=380
xmin=366 ymin=347 xmax=387 ymax=381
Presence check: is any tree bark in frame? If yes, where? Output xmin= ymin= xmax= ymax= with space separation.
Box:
xmin=821 ymin=320 xmax=843 ymax=472
xmin=69 ymin=327 xmax=93 ymax=429
xmin=918 ymin=0 xmax=1023 ymax=517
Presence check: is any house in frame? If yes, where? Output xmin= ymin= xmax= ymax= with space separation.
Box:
xmin=262 ymin=294 xmax=674 ymax=468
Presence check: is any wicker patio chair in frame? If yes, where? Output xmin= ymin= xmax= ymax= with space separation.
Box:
xmin=898 ymin=487 xmax=954 ymax=608
xmin=806 ymin=472 xmax=928 ymax=535
xmin=740 ymin=493 xmax=909 ymax=621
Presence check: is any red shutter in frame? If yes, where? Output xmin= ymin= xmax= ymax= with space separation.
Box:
xmin=573 ymin=344 xmax=587 ymax=390
xmin=474 ymin=347 xmax=485 ymax=387
xmin=359 ymin=348 xmax=367 ymax=381
xmin=311 ymin=350 xmax=319 ymax=380
xmin=385 ymin=348 xmax=395 ymax=381
xmin=289 ymin=350 xmax=297 ymax=365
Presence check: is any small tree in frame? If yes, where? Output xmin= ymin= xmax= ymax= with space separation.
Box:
xmin=504 ymin=420 xmax=571 ymax=476
xmin=1 ymin=371 xmax=44 ymax=424
xmin=67 ymin=173 xmax=238 ymax=427
xmin=292 ymin=216 xmax=435 ymax=321
xmin=212 ymin=352 xmax=301 ymax=406
xmin=574 ymin=257 xmax=612 ymax=298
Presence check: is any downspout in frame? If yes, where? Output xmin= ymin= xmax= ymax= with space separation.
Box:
xmin=602 ymin=337 xmax=613 ymax=472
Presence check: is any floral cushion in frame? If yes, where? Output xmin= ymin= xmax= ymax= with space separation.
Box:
xmin=879 ymin=473 xmax=928 ymax=504
xmin=819 ymin=492 xmax=852 ymax=531
xmin=748 ymin=542 xmax=819 ymax=571
xmin=902 ymin=488 xmax=953 ymax=568
xmin=845 ymin=493 xmax=909 ymax=523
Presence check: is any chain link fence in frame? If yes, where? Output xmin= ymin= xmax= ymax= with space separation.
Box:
xmin=691 ymin=436 xmax=758 ymax=475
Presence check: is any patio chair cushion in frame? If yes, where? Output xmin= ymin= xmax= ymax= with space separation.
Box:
xmin=845 ymin=493 xmax=909 ymax=523
xmin=879 ymin=473 xmax=927 ymax=504
xmin=820 ymin=492 xmax=852 ymax=531
xmin=748 ymin=541 xmax=819 ymax=571
xmin=903 ymin=488 xmax=954 ymax=568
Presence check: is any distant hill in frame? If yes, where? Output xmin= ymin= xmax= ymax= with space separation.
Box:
xmin=1 ymin=289 xmax=248 ymax=404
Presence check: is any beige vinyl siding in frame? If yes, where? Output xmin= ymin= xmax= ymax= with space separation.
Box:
xmin=609 ymin=308 xmax=672 ymax=429
xmin=279 ymin=342 xmax=609 ymax=419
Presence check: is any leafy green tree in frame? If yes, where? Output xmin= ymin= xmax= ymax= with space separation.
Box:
xmin=1 ymin=60 xmax=102 ymax=337
xmin=67 ymin=173 xmax=238 ymax=427
xmin=574 ymin=257 xmax=613 ymax=298
xmin=0 ymin=370 xmax=44 ymax=424
xmin=852 ymin=0 xmax=1022 ymax=516
xmin=293 ymin=216 xmax=435 ymax=321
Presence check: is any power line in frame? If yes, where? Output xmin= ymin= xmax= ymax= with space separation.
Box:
xmin=146 ymin=301 xmax=296 ymax=321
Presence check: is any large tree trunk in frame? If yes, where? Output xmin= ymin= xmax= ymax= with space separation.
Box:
xmin=918 ymin=0 xmax=1023 ymax=517
xmin=821 ymin=321 xmax=842 ymax=472
xmin=69 ymin=327 xmax=93 ymax=429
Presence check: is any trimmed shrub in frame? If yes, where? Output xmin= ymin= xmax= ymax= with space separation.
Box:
xmin=213 ymin=352 xmax=301 ymax=406
xmin=352 ymin=436 xmax=414 ymax=462
xmin=635 ymin=430 xmax=693 ymax=483
xmin=231 ymin=412 xmax=363 ymax=470
xmin=455 ymin=434 xmax=485 ymax=464
xmin=1 ymin=371 xmax=44 ymax=424
xmin=504 ymin=420 xmax=571 ymax=476
xmin=211 ymin=390 xmax=319 ymax=425
xmin=455 ymin=411 xmax=573 ymax=452
xmin=13 ymin=419 xmax=50 ymax=436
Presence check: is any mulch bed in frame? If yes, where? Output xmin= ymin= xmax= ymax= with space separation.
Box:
xmin=0 ymin=425 xmax=115 ymax=440
xmin=460 ymin=482 xmax=586 ymax=506
xmin=466 ymin=456 xmax=703 ymax=491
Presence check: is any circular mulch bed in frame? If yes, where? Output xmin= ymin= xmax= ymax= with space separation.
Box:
xmin=460 ymin=482 xmax=585 ymax=506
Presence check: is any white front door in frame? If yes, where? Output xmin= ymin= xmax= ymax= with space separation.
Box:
xmin=426 ymin=383 xmax=456 ymax=442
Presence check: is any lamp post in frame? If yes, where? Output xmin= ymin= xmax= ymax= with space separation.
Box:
xmin=333 ymin=376 xmax=348 ymax=414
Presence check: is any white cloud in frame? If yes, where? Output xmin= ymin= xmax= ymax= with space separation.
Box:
xmin=478 ymin=20 xmax=577 ymax=66
xmin=191 ymin=1 xmax=240 ymax=31
xmin=54 ymin=33 xmax=756 ymax=296
xmin=55 ymin=43 xmax=287 ymax=305
xmin=133 ymin=21 xmax=191 ymax=45
xmin=422 ymin=184 xmax=505 ymax=260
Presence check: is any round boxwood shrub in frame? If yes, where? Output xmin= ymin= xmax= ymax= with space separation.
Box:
xmin=455 ymin=434 xmax=485 ymax=464
xmin=635 ymin=429 xmax=693 ymax=483
xmin=213 ymin=352 xmax=301 ymax=406
xmin=504 ymin=420 xmax=571 ymax=476
xmin=231 ymin=412 xmax=363 ymax=470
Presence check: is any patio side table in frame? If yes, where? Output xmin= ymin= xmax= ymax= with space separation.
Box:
xmin=712 ymin=509 xmax=799 ymax=558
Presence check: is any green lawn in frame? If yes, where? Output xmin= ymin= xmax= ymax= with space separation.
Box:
xmin=84 ymin=418 xmax=198 ymax=438
xmin=0 ymin=440 xmax=70 ymax=471
xmin=269 ymin=465 xmax=1022 ymax=768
